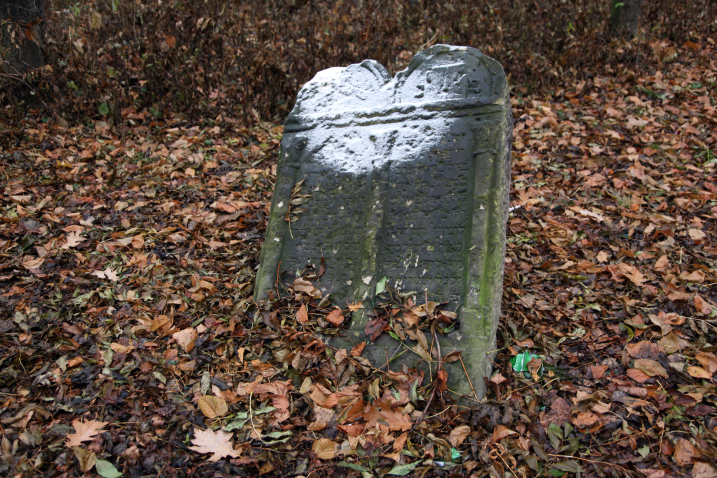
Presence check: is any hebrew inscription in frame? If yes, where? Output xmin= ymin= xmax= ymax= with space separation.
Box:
xmin=255 ymin=45 xmax=512 ymax=399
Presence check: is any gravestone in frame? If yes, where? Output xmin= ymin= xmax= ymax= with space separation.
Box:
xmin=255 ymin=45 xmax=512 ymax=400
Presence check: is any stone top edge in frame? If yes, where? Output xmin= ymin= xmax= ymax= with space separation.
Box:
xmin=288 ymin=44 xmax=509 ymax=120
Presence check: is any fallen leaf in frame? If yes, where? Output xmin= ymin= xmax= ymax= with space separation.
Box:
xmin=635 ymin=358 xmax=668 ymax=377
xmin=189 ymin=427 xmax=241 ymax=461
xmin=66 ymin=419 xmax=108 ymax=447
xmin=73 ymin=446 xmax=97 ymax=472
xmin=448 ymin=425 xmax=471 ymax=447
xmin=590 ymin=364 xmax=609 ymax=379
xmin=696 ymin=352 xmax=717 ymax=374
xmin=198 ymin=395 xmax=228 ymax=418
xmin=692 ymin=462 xmax=717 ymax=478
xmin=627 ymin=368 xmax=652 ymax=383
xmin=687 ymin=366 xmax=712 ymax=379
xmin=296 ymin=304 xmax=308 ymax=324
xmin=22 ymin=257 xmax=44 ymax=270
xmin=326 ymin=308 xmax=344 ymax=326
xmin=312 ymin=438 xmax=337 ymax=460
xmin=491 ymin=425 xmax=517 ymax=443
xmin=689 ymin=228 xmax=706 ymax=241
xmin=173 ymin=327 xmax=198 ymax=352
xmin=393 ymin=431 xmax=409 ymax=451
xmin=673 ymin=438 xmax=697 ymax=466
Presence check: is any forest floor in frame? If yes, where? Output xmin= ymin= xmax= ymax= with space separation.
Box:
xmin=1 ymin=41 xmax=716 ymax=478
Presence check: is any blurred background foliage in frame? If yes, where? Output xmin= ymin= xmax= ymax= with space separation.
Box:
xmin=1 ymin=0 xmax=715 ymax=124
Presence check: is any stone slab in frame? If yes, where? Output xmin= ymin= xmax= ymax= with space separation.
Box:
xmin=255 ymin=45 xmax=512 ymax=400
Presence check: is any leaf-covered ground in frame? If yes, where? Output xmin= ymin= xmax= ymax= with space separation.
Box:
xmin=1 ymin=40 xmax=716 ymax=478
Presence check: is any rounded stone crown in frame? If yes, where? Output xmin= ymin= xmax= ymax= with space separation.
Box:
xmin=291 ymin=44 xmax=507 ymax=117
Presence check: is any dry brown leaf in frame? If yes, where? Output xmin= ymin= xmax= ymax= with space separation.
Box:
xmin=491 ymin=425 xmax=517 ymax=443
xmin=198 ymin=395 xmax=228 ymax=418
xmin=73 ymin=446 xmax=97 ymax=472
xmin=689 ymin=228 xmax=707 ymax=241
xmin=590 ymin=364 xmax=609 ymax=379
xmin=296 ymin=304 xmax=308 ymax=324
xmin=634 ymin=358 xmax=668 ymax=378
xmin=687 ymin=366 xmax=712 ymax=379
xmin=393 ymin=431 xmax=409 ymax=451
xmin=65 ymin=419 xmax=108 ymax=447
xmin=626 ymin=368 xmax=652 ymax=383
xmin=694 ymin=295 xmax=714 ymax=315
xmin=312 ymin=438 xmax=337 ymax=460
xmin=654 ymin=255 xmax=670 ymax=273
xmin=173 ymin=327 xmax=198 ymax=352
xmin=110 ymin=342 xmax=135 ymax=354
xmin=696 ymin=352 xmax=717 ymax=374
xmin=189 ymin=427 xmax=241 ymax=462
xmin=326 ymin=308 xmax=344 ymax=326
xmin=572 ymin=412 xmax=599 ymax=428
xmin=448 ymin=425 xmax=471 ymax=447
xmin=692 ymin=462 xmax=717 ymax=478
xmin=673 ymin=438 xmax=697 ymax=466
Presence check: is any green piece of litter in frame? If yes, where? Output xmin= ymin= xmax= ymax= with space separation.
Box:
xmin=451 ymin=448 xmax=461 ymax=461
xmin=510 ymin=350 xmax=543 ymax=378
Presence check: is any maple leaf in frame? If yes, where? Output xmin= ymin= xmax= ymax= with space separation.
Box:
xmin=189 ymin=427 xmax=241 ymax=462
xmin=61 ymin=230 xmax=85 ymax=250
xmin=65 ymin=419 xmax=107 ymax=447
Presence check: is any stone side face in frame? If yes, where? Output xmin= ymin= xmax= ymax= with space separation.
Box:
xmin=255 ymin=45 xmax=512 ymax=400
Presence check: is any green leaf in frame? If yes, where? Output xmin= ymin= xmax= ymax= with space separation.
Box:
xmin=338 ymin=461 xmax=370 ymax=473
xmin=96 ymin=459 xmax=122 ymax=478
xmin=98 ymin=103 xmax=110 ymax=116
xmin=554 ymin=460 xmax=583 ymax=473
xmin=549 ymin=470 xmax=565 ymax=477
xmin=638 ymin=445 xmax=650 ymax=457
xmin=388 ymin=461 xmax=421 ymax=475
xmin=376 ymin=276 xmax=388 ymax=295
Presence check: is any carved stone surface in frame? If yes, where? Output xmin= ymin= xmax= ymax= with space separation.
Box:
xmin=255 ymin=45 xmax=512 ymax=400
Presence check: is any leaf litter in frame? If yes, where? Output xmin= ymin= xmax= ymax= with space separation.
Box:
xmin=0 ymin=38 xmax=716 ymax=478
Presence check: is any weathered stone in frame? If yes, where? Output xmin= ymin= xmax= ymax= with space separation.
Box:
xmin=255 ymin=45 xmax=511 ymax=400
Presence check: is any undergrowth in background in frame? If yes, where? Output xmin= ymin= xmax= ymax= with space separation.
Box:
xmin=1 ymin=0 xmax=716 ymax=125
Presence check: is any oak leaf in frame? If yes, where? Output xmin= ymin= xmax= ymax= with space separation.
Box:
xmin=66 ymin=419 xmax=108 ymax=447
xmin=189 ymin=427 xmax=241 ymax=462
